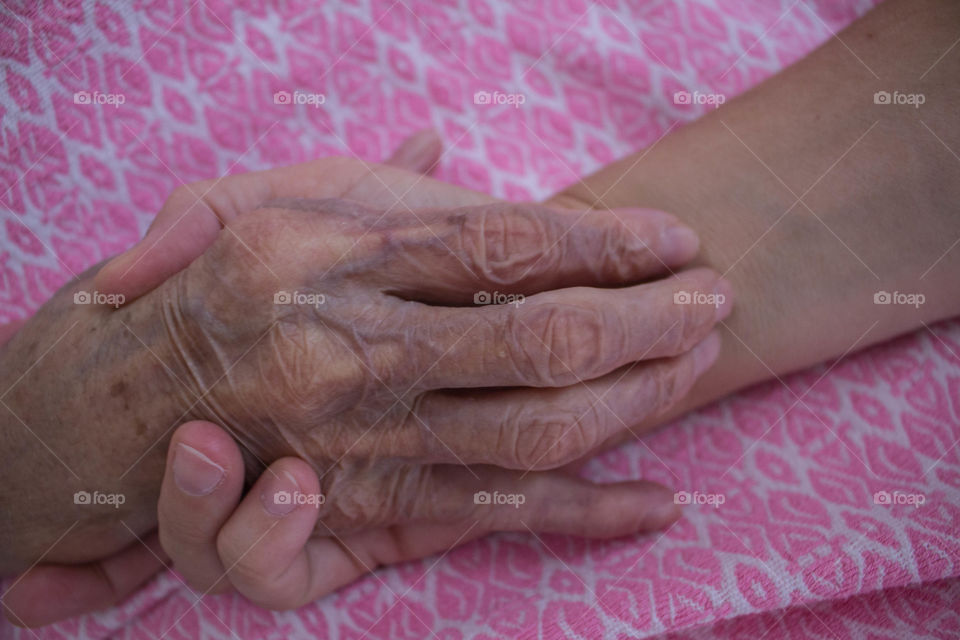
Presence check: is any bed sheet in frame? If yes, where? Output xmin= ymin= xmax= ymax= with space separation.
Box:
xmin=3 ymin=1 xmax=958 ymax=638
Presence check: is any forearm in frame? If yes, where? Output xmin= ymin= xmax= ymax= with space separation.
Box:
xmin=550 ymin=0 xmax=960 ymax=417
xmin=0 ymin=266 xmax=181 ymax=574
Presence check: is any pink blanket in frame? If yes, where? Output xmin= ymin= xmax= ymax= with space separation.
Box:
xmin=3 ymin=0 xmax=959 ymax=638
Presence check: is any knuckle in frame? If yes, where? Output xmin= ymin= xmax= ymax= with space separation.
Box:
xmin=646 ymin=357 xmax=696 ymax=415
xmin=214 ymin=530 xmax=244 ymax=570
xmin=673 ymin=354 xmax=699 ymax=404
xmin=457 ymin=204 xmax=555 ymax=284
xmin=216 ymin=532 xmax=271 ymax=587
xmin=664 ymin=295 xmax=692 ymax=352
xmin=382 ymin=464 xmax=437 ymax=522
xmin=650 ymin=366 xmax=682 ymax=412
xmin=164 ymin=183 xmax=208 ymax=212
xmin=508 ymin=412 xmax=592 ymax=469
xmin=158 ymin=507 xmax=214 ymax=553
xmin=266 ymin=326 xmax=370 ymax=419
xmin=665 ymin=275 xmax=718 ymax=350
xmin=662 ymin=287 xmax=708 ymax=353
xmin=507 ymin=302 xmax=609 ymax=386
xmin=314 ymin=464 xmax=428 ymax=530
xmin=406 ymin=467 xmax=468 ymax=523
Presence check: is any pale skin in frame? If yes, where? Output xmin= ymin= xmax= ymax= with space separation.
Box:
xmin=4 ymin=0 xmax=960 ymax=627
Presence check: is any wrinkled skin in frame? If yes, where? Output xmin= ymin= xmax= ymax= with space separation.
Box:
xmin=0 ymin=157 xmax=725 ymax=575
xmin=149 ymin=197 xmax=726 ymax=533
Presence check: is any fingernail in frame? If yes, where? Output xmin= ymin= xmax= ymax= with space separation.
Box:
xmin=659 ymin=225 xmax=700 ymax=263
xmin=173 ymin=443 xmax=225 ymax=497
xmin=260 ymin=470 xmax=300 ymax=517
xmin=646 ymin=496 xmax=683 ymax=529
xmin=713 ymin=278 xmax=734 ymax=321
xmin=691 ymin=331 xmax=722 ymax=377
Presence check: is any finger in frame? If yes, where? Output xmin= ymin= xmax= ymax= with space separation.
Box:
xmin=157 ymin=421 xmax=245 ymax=594
xmin=284 ymin=521 xmax=490 ymax=602
xmin=563 ymin=400 xmax=696 ymax=475
xmin=366 ymin=465 xmax=681 ymax=536
xmin=459 ymin=468 xmax=682 ymax=537
xmin=219 ymin=465 xmax=679 ymax=610
xmin=561 ymin=327 xmax=727 ymax=472
xmin=411 ymin=331 xmax=721 ymax=469
xmin=383 ymin=202 xmax=700 ymax=304
xmin=1 ymin=533 xmax=167 ymax=628
xmin=383 ymin=129 xmax=443 ymax=174
xmin=310 ymin=472 xmax=678 ymax=598
xmin=214 ymin=457 xmax=322 ymax=610
xmin=413 ymin=268 xmax=732 ymax=389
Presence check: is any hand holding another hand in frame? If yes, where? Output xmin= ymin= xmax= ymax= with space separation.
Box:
xmin=2 ymin=135 xmax=730 ymax=625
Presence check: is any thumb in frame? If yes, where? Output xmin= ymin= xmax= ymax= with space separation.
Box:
xmin=94 ymin=184 xmax=225 ymax=303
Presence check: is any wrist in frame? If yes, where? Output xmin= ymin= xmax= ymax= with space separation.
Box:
xmin=547 ymin=0 xmax=960 ymax=410
xmin=0 ymin=269 xmax=180 ymax=573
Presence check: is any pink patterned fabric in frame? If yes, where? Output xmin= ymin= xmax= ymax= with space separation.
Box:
xmin=2 ymin=0 xmax=958 ymax=638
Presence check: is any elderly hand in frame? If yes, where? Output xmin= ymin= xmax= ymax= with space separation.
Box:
xmin=144 ymin=191 xmax=728 ymax=527
xmin=1 ymin=135 xmax=730 ymax=626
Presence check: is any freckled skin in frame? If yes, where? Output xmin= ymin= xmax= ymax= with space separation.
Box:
xmin=0 ymin=197 xmax=721 ymax=573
